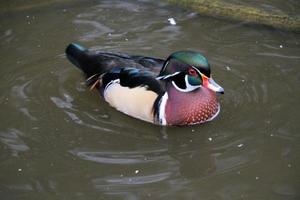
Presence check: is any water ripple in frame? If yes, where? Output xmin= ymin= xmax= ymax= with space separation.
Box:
xmin=50 ymin=95 xmax=74 ymax=110
xmin=64 ymin=111 xmax=114 ymax=133
xmin=11 ymin=81 xmax=31 ymax=100
xmin=74 ymin=19 xmax=114 ymax=42
xmin=0 ymin=128 xmax=29 ymax=156
xmin=93 ymin=172 xmax=172 ymax=187
xmin=70 ymin=148 xmax=173 ymax=165
xmin=257 ymin=52 xmax=300 ymax=59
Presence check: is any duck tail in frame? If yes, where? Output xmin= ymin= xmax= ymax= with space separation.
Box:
xmin=65 ymin=43 xmax=87 ymax=70
xmin=65 ymin=43 xmax=102 ymax=78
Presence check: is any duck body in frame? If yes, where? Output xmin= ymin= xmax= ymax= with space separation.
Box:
xmin=66 ymin=43 xmax=224 ymax=126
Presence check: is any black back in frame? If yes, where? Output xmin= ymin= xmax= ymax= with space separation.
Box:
xmin=66 ymin=43 xmax=164 ymax=78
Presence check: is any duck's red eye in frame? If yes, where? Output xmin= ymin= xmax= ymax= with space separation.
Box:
xmin=188 ymin=68 xmax=197 ymax=76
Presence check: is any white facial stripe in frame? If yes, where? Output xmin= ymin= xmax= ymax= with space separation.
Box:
xmin=191 ymin=65 xmax=209 ymax=79
xmin=191 ymin=66 xmax=201 ymax=74
xmin=156 ymin=71 xmax=180 ymax=80
xmin=171 ymin=81 xmax=186 ymax=92
xmin=162 ymin=60 xmax=169 ymax=72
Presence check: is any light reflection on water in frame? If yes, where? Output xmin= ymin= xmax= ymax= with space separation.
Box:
xmin=0 ymin=0 xmax=299 ymax=199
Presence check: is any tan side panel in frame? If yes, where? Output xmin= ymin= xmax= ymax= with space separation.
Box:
xmin=104 ymin=83 xmax=158 ymax=123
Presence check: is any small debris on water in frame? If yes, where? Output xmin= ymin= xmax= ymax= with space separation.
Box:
xmin=18 ymin=168 xmax=22 ymax=172
xmin=168 ymin=18 xmax=176 ymax=25
xmin=135 ymin=169 xmax=139 ymax=174
xmin=225 ymin=66 xmax=231 ymax=71
xmin=125 ymin=38 xmax=128 ymax=41
xmin=287 ymin=164 xmax=291 ymax=168
xmin=237 ymin=143 xmax=244 ymax=148
xmin=208 ymin=137 xmax=212 ymax=141
xmin=255 ymin=176 xmax=259 ymax=180
xmin=187 ymin=12 xmax=197 ymax=18
xmin=279 ymin=44 xmax=283 ymax=48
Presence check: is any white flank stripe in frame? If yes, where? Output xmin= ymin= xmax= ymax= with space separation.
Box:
xmin=104 ymin=79 xmax=120 ymax=96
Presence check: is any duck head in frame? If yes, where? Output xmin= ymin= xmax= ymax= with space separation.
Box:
xmin=158 ymin=51 xmax=224 ymax=94
xmin=157 ymin=51 xmax=224 ymax=125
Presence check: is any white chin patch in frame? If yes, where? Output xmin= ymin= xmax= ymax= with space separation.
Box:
xmin=172 ymin=75 xmax=200 ymax=92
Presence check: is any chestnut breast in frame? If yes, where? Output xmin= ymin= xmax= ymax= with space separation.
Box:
xmin=165 ymin=87 xmax=219 ymax=125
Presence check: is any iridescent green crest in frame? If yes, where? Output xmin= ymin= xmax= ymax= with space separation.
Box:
xmin=170 ymin=51 xmax=209 ymax=68
xmin=160 ymin=51 xmax=211 ymax=77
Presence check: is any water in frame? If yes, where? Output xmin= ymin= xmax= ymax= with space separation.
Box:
xmin=0 ymin=0 xmax=299 ymax=199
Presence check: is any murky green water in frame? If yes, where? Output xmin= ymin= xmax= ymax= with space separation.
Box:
xmin=0 ymin=0 xmax=299 ymax=199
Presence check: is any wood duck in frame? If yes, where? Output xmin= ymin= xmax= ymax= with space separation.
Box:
xmin=65 ymin=43 xmax=224 ymax=126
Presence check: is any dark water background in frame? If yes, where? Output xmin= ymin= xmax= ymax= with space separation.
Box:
xmin=0 ymin=0 xmax=299 ymax=199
